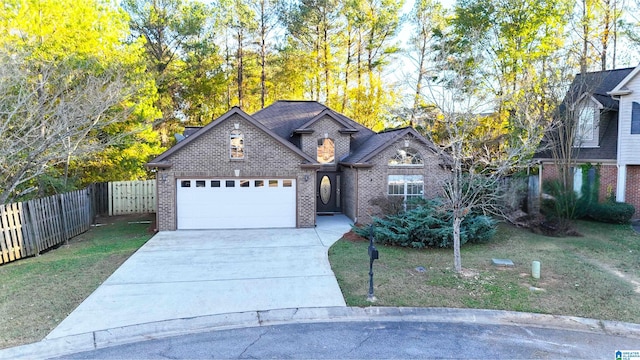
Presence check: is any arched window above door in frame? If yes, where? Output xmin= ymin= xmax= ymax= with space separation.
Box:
xmin=317 ymin=138 xmax=335 ymax=164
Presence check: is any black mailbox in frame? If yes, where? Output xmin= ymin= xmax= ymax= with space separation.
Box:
xmin=369 ymin=246 xmax=379 ymax=260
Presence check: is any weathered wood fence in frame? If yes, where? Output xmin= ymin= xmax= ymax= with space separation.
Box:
xmin=0 ymin=180 xmax=156 ymax=265
xmin=108 ymin=180 xmax=156 ymax=216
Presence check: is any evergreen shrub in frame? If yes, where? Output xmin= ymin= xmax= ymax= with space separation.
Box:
xmin=353 ymin=199 xmax=497 ymax=248
xmin=587 ymin=201 xmax=636 ymax=224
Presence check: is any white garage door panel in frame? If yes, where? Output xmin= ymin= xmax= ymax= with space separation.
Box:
xmin=177 ymin=179 xmax=296 ymax=229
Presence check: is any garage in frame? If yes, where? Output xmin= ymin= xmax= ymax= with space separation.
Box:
xmin=176 ymin=178 xmax=296 ymax=230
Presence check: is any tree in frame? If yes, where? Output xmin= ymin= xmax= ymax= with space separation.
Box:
xmin=575 ymin=0 xmax=625 ymax=72
xmin=123 ymin=0 xmax=216 ymax=143
xmin=450 ymin=0 xmax=571 ymax=105
xmin=420 ymin=31 xmax=548 ymax=273
xmin=0 ymin=0 xmax=162 ymax=201
xmin=405 ymin=0 xmax=447 ymax=126
xmin=0 ymin=51 xmax=143 ymax=203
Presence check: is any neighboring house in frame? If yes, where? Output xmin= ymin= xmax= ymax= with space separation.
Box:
xmin=534 ymin=65 xmax=640 ymax=213
xmin=147 ymin=100 xmax=450 ymax=230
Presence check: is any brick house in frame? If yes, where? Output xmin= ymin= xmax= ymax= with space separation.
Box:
xmin=147 ymin=100 xmax=450 ymax=230
xmin=534 ymin=65 xmax=640 ymax=213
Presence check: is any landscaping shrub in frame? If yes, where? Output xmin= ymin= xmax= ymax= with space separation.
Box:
xmin=353 ymin=199 xmax=497 ymax=248
xmin=587 ymin=201 xmax=636 ymax=224
xmin=541 ymin=179 xmax=584 ymax=219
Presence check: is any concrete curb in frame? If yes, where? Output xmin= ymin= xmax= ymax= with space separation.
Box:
xmin=2 ymin=307 xmax=639 ymax=359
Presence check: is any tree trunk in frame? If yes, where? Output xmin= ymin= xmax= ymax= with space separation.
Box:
xmin=580 ymin=0 xmax=588 ymax=74
xmin=601 ymin=0 xmax=611 ymax=71
xmin=260 ymin=0 xmax=267 ymax=109
xmin=342 ymin=27 xmax=352 ymax=112
xmin=453 ymin=216 xmax=462 ymax=273
xmin=237 ymin=29 xmax=244 ymax=109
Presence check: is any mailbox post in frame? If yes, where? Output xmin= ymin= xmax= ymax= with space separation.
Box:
xmin=367 ymin=225 xmax=379 ymax=302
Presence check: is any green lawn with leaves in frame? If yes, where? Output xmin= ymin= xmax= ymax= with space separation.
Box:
xmin=0 ymin=215 xmax=154 ymax=349
xmin=330 ymin=220 xmax=640 ymax=323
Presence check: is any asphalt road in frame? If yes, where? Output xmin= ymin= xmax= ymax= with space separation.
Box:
xmin=54 ymin=321 xmax=638 ymax=359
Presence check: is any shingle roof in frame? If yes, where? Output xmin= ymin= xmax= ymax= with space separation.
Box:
xmin=147 ymin=107 xmax=316 ymax=166
xmin=252 ymin=100 xmax=381 ymax=162
xmin=342 ymin=130 xmax=402 ymax=163
xmin=252 ymin=100 xmax=376 ymax=145
xmin=342 ymin=127 xmax=441 ymax=164
xmin=566 ymin=67 xmax=634 ymax=110
xmin=252 ymin=100 xmax=328 ymax=138
xmin=150 ymin=100 xmax=443 ymax=167
xmin=535 ymin=68 xmax=633 ymax=161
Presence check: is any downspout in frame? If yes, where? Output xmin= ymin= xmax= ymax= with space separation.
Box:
xmin=354 ymin=167 xmax=359 ymax=224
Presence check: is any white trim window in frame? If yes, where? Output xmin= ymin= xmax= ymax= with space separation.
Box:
xmin=388 ymin=175 xmax=424 ymax=205
xmin=230 ymin=130 xmax=244 ymax=159
xmin=389 ymin=147 xmax=424 ymax=166
xmin=576 ymin=105 xmax=595 ymax=142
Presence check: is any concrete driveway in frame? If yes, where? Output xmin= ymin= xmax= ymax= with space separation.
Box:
xmin=46 ymin=215 xmax=351 ymax=340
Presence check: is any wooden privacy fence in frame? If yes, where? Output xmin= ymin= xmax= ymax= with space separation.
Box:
xmin=108 ymin=180 xmax=156 ymax=216
xmin=0 ymin=188 xmax=92 ymax=265
xmin=0 ymin=180 xmax=157 ymax=265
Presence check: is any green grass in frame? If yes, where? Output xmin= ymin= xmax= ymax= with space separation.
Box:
xmin=0 ymin=214 xmax=154 ymax=349
xmin=330 ymin=220 xmax=640 ymax=323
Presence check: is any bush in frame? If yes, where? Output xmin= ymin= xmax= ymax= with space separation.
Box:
xmin=353 ymin=199 xmax=497 ymax=249
xmin=587 ymin=201 xmax=636 ymax=224
xmin=541 ymin=179 xmax=585 ymax=219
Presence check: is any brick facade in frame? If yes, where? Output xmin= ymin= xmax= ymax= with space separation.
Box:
xmin=155 ymin=113 xmax=316 ymax=230
xmin=350 ymin=135 xmax=449 ymax=224
xmin=151 ymin=103 xmax=451 ymax=230
xmin=540 ymin=162 xmax=640 ymax=216
xmin=541 ymin=162 xmax=618 ymax=203
xmin=300 ymin=116 xmax=351 ymax=163
xmin=625 ymin=166 xmax=640 ymax=213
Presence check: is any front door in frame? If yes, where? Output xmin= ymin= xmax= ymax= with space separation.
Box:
xmin=317 ymin=171 xmax=341 ymax=213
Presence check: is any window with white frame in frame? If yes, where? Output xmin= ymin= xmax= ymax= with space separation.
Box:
xmin=230 ymin=130 xmax=244 ymax=159
xmin=389 ymin=147 xmax=423 ymax=166
xmin=388 ymin=175 xmax=424 ymax=204
xmin=576 ymin=104 xmax=595 ymax=142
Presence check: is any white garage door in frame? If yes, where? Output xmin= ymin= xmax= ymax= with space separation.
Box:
xmin=176 ymin=179 xmax=296 ymax=229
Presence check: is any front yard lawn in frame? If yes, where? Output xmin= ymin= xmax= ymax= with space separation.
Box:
xmin=0 ymin=214 xmax=154 ymax=349
xmin=329 ymin=220 xmax=640 ymax=323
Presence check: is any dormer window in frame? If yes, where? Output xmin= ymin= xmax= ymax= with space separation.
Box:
xmin=317 ymin=138 xmax=335 ymax=164
xmin=577 ymin=105 xmax=595 ymax=142
xmin=389 ymin=147 xmax=423 ymax=166
xmin=230 ymin=130 xmax=244 ymax=159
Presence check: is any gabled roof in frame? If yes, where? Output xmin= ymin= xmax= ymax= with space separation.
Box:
xmin=566 ymin=67 xmax=635 ymax=110
xmin=147 ymin=107 xmax=316 ymax=168
xmin=252 ymin=100 xmax=374 ymax=140
xmin=295 ymin=109 xmax=359 ymax=133
xmin=534 ymin=113 xmax=618 ymax=161
xmin=149 ymin=100 xmax=445 ymax=168
xmin=609 ymin=63 xmax=640 ymax=95
xmin=342 ymin=127 xmax=439 ymax=165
